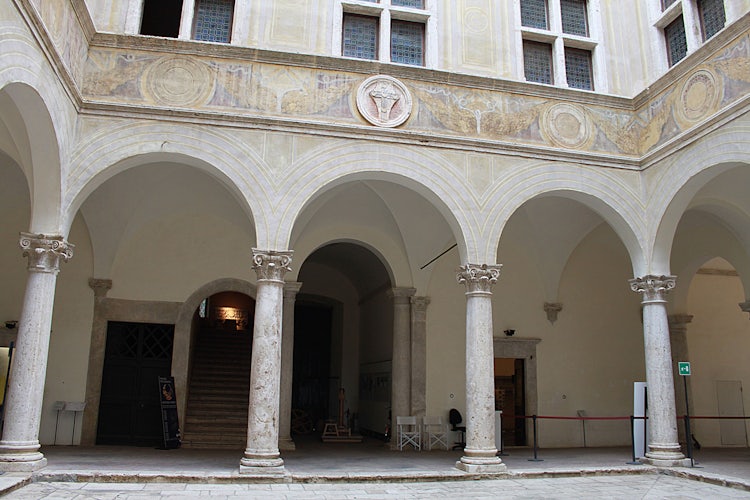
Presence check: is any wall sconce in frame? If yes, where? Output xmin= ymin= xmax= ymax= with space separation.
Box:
xmin=4 ymin=321 xmax=17 ymax=330
xmin=503 ymin=329 xmax=515 ymax=337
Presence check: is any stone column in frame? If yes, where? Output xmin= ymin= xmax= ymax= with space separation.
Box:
xmin=410 ymin=296 xmax=430 ymax=418
xmin=0 ymin=233 xmax=73 ymax=471
xmin=278 ymin=281 xmax=302 ymax=451
xmin=668 ymin=314 xmax=693 ymax=444
xmin=740 ymin=300 xmax=750 ymax=319
xmin=240 ymin=249 xmax=292 ymax=475
xmin=630 ymin=276 xmax=689 ymax=466
xmin=388 ymin=287 xmax=415 ymax=449
xmin=81 ymin=278 xmax=112 ymax=446
xmin=456 ymin=264 xmax=506 ymax=473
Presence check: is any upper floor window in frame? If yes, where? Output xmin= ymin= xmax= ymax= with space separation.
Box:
xmin=140 ymin=0 xmax=183 ymax=38
xmin=338 ymin=0 xmax=433 ymax=67
xmin=665 ymin=15 xmax=688 ymax=65
xmin=561 ymin=0 xmax=588 ymax=36
xmin=519 ymin=0 xmax=598 ymax=91
xmin=653 ymin=0 xmax=725 ymax=68
xmin=193 ymin=0 xmax=234 ymax=43
xmin=697 ymin=0 xmax=725 ymax=40
xmin=139 ymin=0 xmax=234 ymax=44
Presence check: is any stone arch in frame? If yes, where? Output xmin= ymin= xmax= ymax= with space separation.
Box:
xmin=649 ymin=123 xmax=750 ymax=276
xmin=173 ymin=278 xmax=257 ymax=422
xmin=64 ymin=122 xmax=271 ymax=239
xmin=482 ymin=161 xmax=647 ymax=276
xmin=0 ymin=82 xmax=64 ymax=233
xmin=293 ymin=236 xmax=398 ymax=287
xmin=274 ymin=142 xmax=477 ymax=263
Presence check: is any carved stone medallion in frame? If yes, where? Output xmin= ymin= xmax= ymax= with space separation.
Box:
xmin=142 ymin=56 xmax=214 ymax=108
xmin=540 ymin=103 xmax=593 ymax=149
xmin=356 ymin=75 xmax=412 ymax=128
xmin=674 ymin=69 xmax=722 ymax=128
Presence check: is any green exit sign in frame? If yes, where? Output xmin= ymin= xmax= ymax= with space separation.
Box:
xmin=678 ymin=362 xmax=691 ymax=376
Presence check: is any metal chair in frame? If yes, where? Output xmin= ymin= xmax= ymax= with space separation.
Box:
xmin=396 ymin=416 xmax=421 ymax=451
xmin=422 ymin=415 xmax=449 ymax=450
xmin=449 ymin=408 xmax=466 ymax=450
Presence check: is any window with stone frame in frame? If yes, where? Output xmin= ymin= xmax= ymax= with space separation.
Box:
xmin=564 ymin=47 xmax=593 ymax=90
xmin=343 ymin=14 xmax=379 ymax=60
xmin=193 ymin=0 xmax=234 ymax=43
xmin=661 ymin=0 xmax=678 ymax=10
xmin=339 ymin=0 xmax=431 ymax=67
xmin=519 ymin=0 xmax=598 ymax=90
xmin=521 ymin=0 xmax=549 ymax=30
xmin=697 ymin=0 xmax=725 ymax=41
xmin=140 ymin=0 xmax=183 ymax=38
xmin=665 ymin=15 xmax=688 ymax=66
xmin=523 ymin=40 xmax=553 ymax=84
xmin=560 ymin=0 xmax=588 ymax=36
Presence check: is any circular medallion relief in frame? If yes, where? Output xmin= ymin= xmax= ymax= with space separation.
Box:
xmin=675 ymin=69 xmax=722 ymax=127
xmin=142 ymin=56 xmax=214 ymax=108
xmin=541 ymin=103 xmax=592 ymax=149
xmin=356 ymin=75 xmax=412 ymax=128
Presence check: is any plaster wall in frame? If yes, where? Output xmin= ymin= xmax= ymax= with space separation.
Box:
xmin=686 ymin=270 xmax=750 ymax=447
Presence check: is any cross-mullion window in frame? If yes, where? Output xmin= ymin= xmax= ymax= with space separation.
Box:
xmin=698 ymin=0 xmax=725 ymax=41
xmin=665 ymin=15 xmax=688 ymax=66
xmin=523 ymin=41 xmax=553 ymax=84
xmin=391 ymin=20 xmax=424 ymax=66
xmin=343 ymin=14 xmax=379 ymax=60
xmin=521 ymin=0 xmax=549 ymax=30
xmin=560 ymin=0 xmax=588 ymax=36
xmin=193 ymin=0 xmax=234 ymax=43
xmin=564 ymin=47 xmax=593 ymax=90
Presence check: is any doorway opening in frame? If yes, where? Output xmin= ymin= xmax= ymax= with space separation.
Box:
xmin=292 ymin=299 xmax=334 ymax=435
xmin=96 ymin=321 xmax=175 ymax=446
xmin=494 ymin=357 xmax=526 ymax=446
xmin=181 ymin=291 xmax=254 ymax=448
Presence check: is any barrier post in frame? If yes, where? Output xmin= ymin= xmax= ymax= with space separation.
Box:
xmin=528 ymin=415 xmax=543 ymax=462
xmin=626 ymin=415 xmax=642 ymax=465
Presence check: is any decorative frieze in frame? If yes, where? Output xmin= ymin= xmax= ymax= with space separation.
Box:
xmin=457 ymin=264 xmax=502 ymax=293
xmin=629 ymin=275 xmax=676 ymax=303
xmin=19 ymin=233 xmax=74 ymax=274
xmin=251 ymin=249 xmax=293 ymax=282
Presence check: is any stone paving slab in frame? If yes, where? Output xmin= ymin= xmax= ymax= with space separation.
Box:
xmin=5 ymin=474 xmax=750 ymax=499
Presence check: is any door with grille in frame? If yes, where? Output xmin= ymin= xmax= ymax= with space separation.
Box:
xmin=96 ymin=321 xmax=174 ymax=446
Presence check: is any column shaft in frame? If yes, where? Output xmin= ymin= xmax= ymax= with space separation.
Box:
xmin=240 ymin=250 xmax=292 ymax=475
xmin=630 ymin=276 xmax=689 ymax=467
xmin=410 ymin=296 xmax=430 ymax=418
xmin=0 ymin=233 xmax=73 ymax=471
xmin=389 ymin=287 xmax=415 ymax=448
xmin=279 ymin=282 xmax=302 ymax=451
xmin=456 ymin=264 xmax=506 ymax=473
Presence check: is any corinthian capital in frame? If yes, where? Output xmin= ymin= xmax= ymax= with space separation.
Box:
xmin=19 ymin=232 xmax=74 ymax=273
xmin=457 ymin=263 xmax=502 ymax=293
xmin=252 ymin=249 xmax=293 ymax=282
xmin=629 ymin=275 xmax=676 ymax=303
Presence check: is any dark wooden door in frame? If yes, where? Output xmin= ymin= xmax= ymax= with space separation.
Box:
xmin=97 ymin=321 xmax=174 ymax=446
xmin=494 ymin=359 xmax=526 ymax=446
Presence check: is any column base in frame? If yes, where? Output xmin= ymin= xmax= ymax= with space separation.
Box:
xmin=455 ymin=451 xmax=507 ymax=474
xmin=0 ymin=446 xmax=47 ymax=472
xmin=278 ymin=437 xmax=296 ymax=451
xmin=643 ymin=448 xmax=692 ymax=467
xmin=239 ymin=451 xmax=286 ymax=476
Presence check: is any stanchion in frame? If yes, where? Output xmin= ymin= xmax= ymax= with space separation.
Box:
xmin=528 ymin=415 xmax=543 ymax=462
xmin=626 ymin=415 xmax=643 ymax=465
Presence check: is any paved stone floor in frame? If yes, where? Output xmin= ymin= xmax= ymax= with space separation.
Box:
xmin=4 ymin=474 xmax=750 ymax=499
xmin=1 ymin=438 xmax=748 ymax=499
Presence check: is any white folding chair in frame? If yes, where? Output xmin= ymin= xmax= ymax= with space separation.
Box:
xmin=422 ymin=415 xmax=449 ymax=450
xmin=396 ymin=416 xmax=421 ymax=451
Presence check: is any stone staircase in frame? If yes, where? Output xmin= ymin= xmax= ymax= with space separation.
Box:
xmin=181 ymin=328 xmax=252 ymax=449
